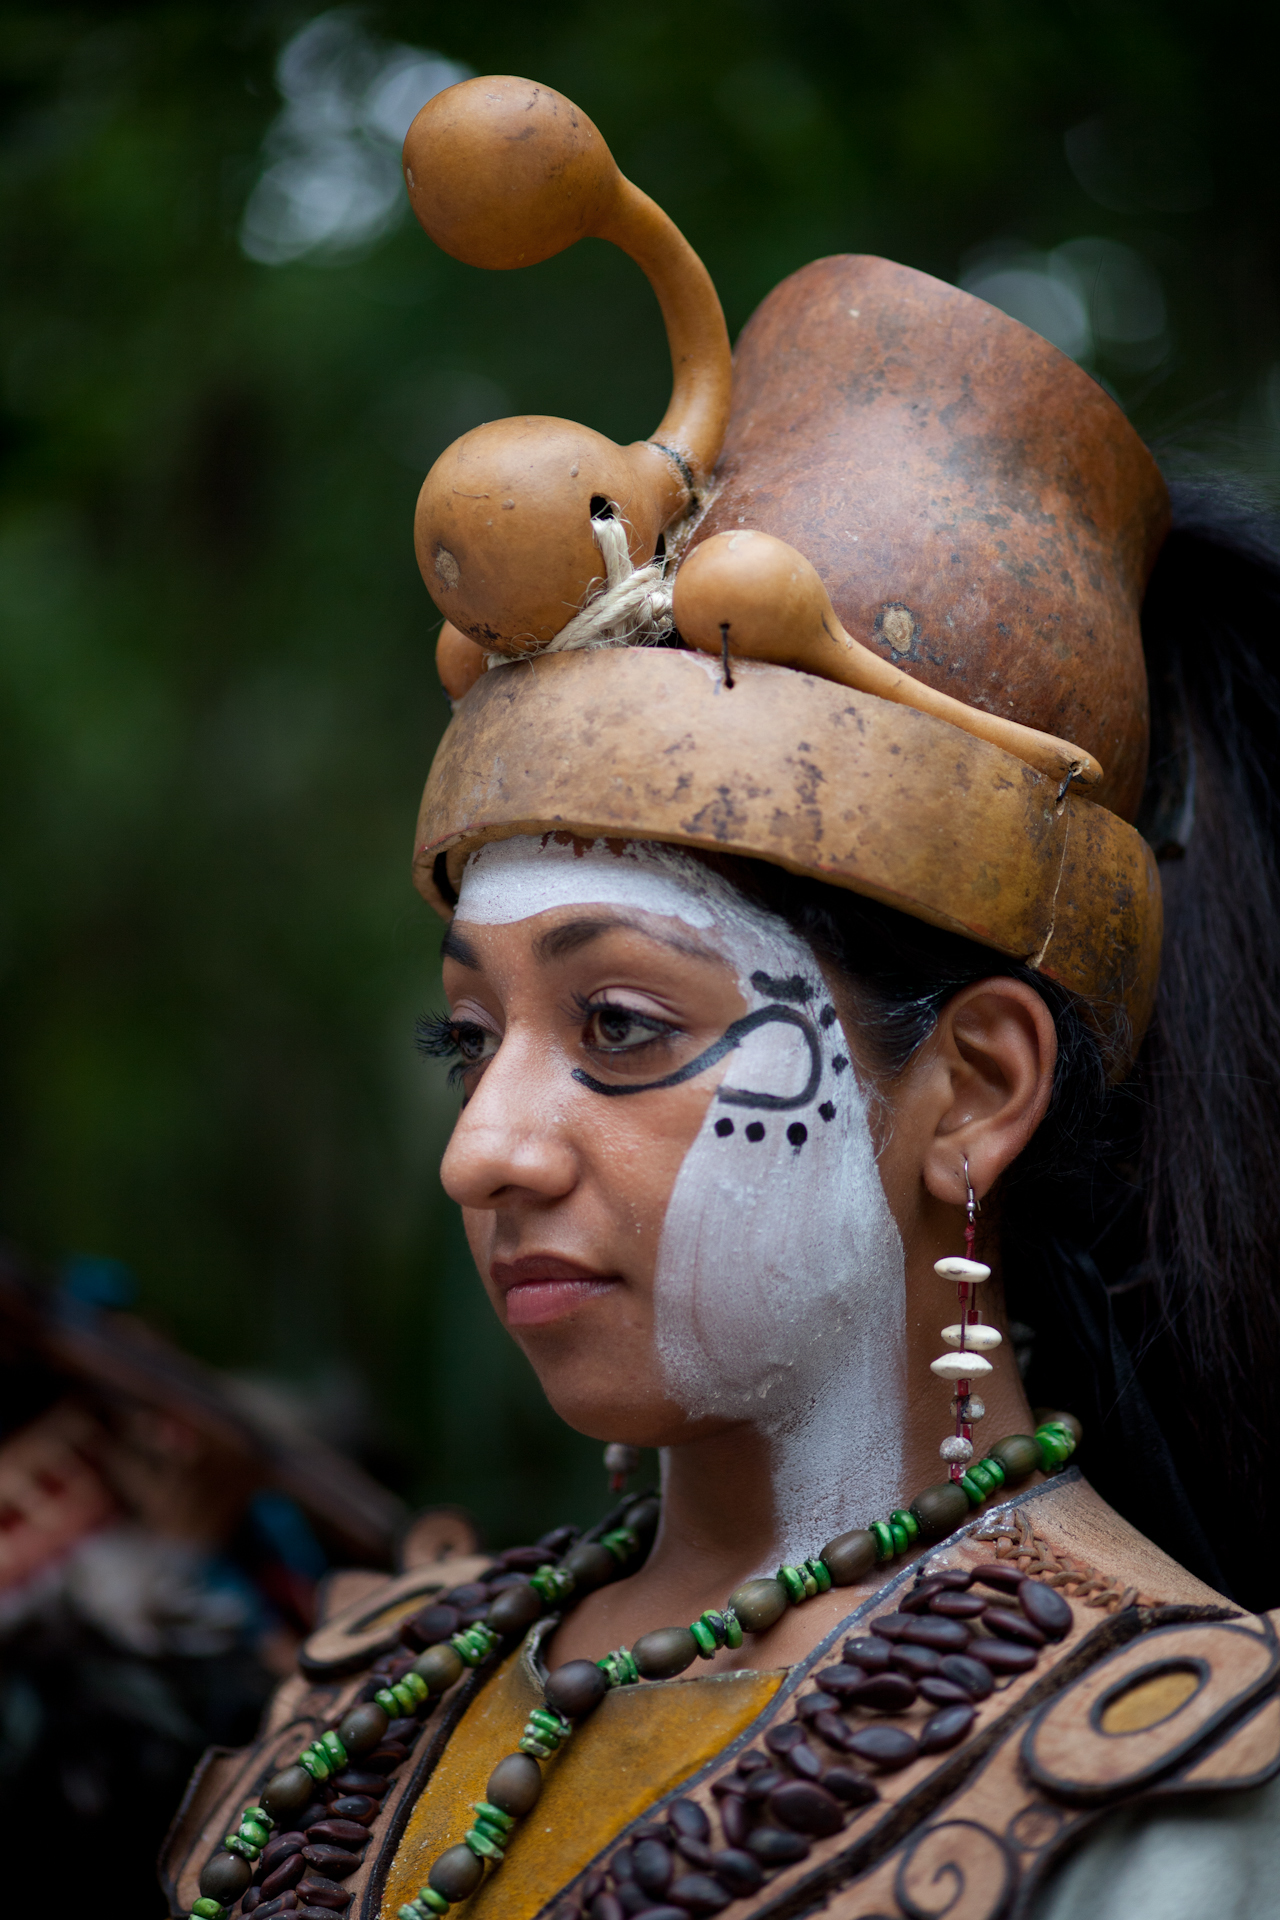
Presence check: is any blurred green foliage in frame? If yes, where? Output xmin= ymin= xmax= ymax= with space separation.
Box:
xmin=1 ymin=0 xmax=1277 ymax=1547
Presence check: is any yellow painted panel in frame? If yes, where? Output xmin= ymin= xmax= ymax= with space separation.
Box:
xmin=382 ymin=1649 xmax=784 ymax=1920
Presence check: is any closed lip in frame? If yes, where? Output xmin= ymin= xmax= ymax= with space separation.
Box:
xmin=490 ymin=1254 xmax=620 ymax=1326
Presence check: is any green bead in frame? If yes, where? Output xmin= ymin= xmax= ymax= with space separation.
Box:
xmin=238 ymin=1819 xmax=270 ymax=1848
xmin=419 ymin=1891 xmax=451 ymax=1916
xmin=722 ymin=1610 xmax=744 ymax=1649
xmin=223 ymin=1835 xmax=258 ymax=1861
xmin=597 ymin=1646 xmax=639 ymax=1687
xmin=1035 ymin=1422 xmax=1076 ymax=1469
xmin=465 ymin=1827 xmax=505 ymax=1861
xmin=241 ymin=1805 xmax=272 ymax=1828
xmin=890 ymin=1508 xmax=920 ymax=1545
xmin=528 ymin=1707 xmax=569 ymax=1737
xmin=869 ymin=1520 xmax=895 ymax=1561
xmin=472 ymin=1801 xmax=515 ymax=1833
xmin=529 ymin=1563 xmax=576 ymax=1603
xmin=776 ymin=1564 xmax=808 ymax=1603
xmin=689 ymin=1617 xmax=717 ymax=1658
xmin=400 ymin=1904 xmax=429 ymax=1920
xmin=518 ymin=1736 xmax=553 ymax=1758
xmin=390 ymin=1681 xmax=416 ymax=1712
xmin=819 ymin=1528 xmax=877 ymax=1587
xmin=889 ymin=1521 xmax=910 ymax=1555
xmin=191 ymin=1902 xmax=226 ymax=1920
xmin=470 ymin=1818 xmax=509 ymax=1848
xmin=1033 ymin=1409 xmax=1083 ymax=1448
xmin=599 ymin=1526 xmax=639 ymax=1562
xmin=978 ymin=1457 xmax=1006 ymax=1488
xmin=909 ymin=1481 xmax=971 ymax=1542
xmin=805 ymin=1557 xmax=832 ymax=1592
xmin=959 ymin=1471 xmax=985 ymax=1507
xmin=727 ymin=1577 xmax=788 ymax=1631
xmin=452 ymin=1622 xmax=500 ymax=1666
xmin=400 ymin=1669 xmax=429 ymax=1704
xmin=297 ymin=1747 xmax=329 ymax=1781
xmin=988 ymin=1433 xmax=1040 ymax=1483
xmin=375 ymin=1687 xmax=400 ymax=1716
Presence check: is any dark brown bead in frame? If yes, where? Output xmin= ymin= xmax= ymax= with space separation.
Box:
xmin=843 ymin=1725 xmax=919 ymax=1772
xmin=795 ymin=1690 xmax=838 ymax=1722
xmin=430 ymin=1844 xmax=485 ymax=1901
xmin=297 ymin=1805 xmax=329 ymax=1833
xmin=306 ymin=1821 xmax=369 ymax=1849
xmin=328 ymin=1796 xmax=378 ymax=1825
xmin=787 ymin=1740 xmax=823 ymax=1781
xmin=899 ymin=1617 xmax=971 ymax=1652
xmin=612 ymin=1842 xmax=635 ymax=1881
xmin=673 ymin=1835 xmax=713 ymax=1868
xmin=254 ymin=1896 xmax=298 ymax=1920
xmin=919 ymin=1677 xmax=973 ymax=1706
xmin=938 ymin=1655 xmax=995 ymax=1700
xmin=767 ymin=1779 xmax=843 ymax=1836
xmin=668 ymin=1872 xmax=732 ymax=1912
xmin=410 ymin=1602 xmax=461 ymax=1645
xmin=1019 ymin=1579 xmax=1073 ymax=1640
xmin=987 ymin=1433 xmax=1041 ymax=1483
xmin=844 ymin=1672 xmax=917 ymax=1713
xmin=563 ymin=1541 xmax=619 ymax=1590
xmin=746 ymin=1828 xmax=810 ymax=1863
xmin=842 ymin=1635 xmax=891 ymax=1673
xmin=487 ymin=1752 xmax=543 ymax=1816
xmin=332 ymin=1771 xmax=389 ymax=1797
xmin=709 ymin=1847 xmax=763 ymax=1896
xmin=260 ymin=1853 xmax=307 ymax=1900
xmin=634 ymin=1626 xmax=698 ymax=1680
xmin=742 ymin=1766 xmax=785 ymax=1801
xmin=920 ymin=1704 xmax=977 ymax=1752
xmin=385 ymin=1716 xmax=419 ymax=1744
xmin=813 ymin=1664 xmax=867 ymax=1699
xmin=589 ymin=1895 xmax=625 ymax=1920
xmin=297 ymin=1884 xmax=349 ymax=1914
xmin=970 ymin=1561 xmax=1027 ymax=1595
xmin=719 ymin=1793 xmax=750 ymax=1847
xmin=363 ymin=1742 xmax=408 ymax=1773
xmin=668 ymin=1798 xmax=710 ymax=1842
xmin=545 ymin=1658 xmax=609 ymax=1719
xmin=487 ymin=1582 xmax=544 ymax=1635
xmin=623 ymin=1496 xmax=661 ymax=1535
xmin=765 ymin=1722 xmax=804 ymax=1754
xmin=260 ymin=1834 xmax=305 ymax=1874
xmin=929 ymin=1591 xmax=986 ymax=1618
xmin=632 ymin=1836 xmax=674 ymax=1896
xmin=932 ymin=1568 xmax=974 ymax=1590
xmin=734 ymin=1749 xmax=769 ymax=1774
xmin=868 ymin=1613 xmax=912 ymax=1641
xmin=817 ymin=1526 xmax=877 ymax=1586
xmin=336 ymin=1702 xmax=388 ymax=1758
xmin=302 ymin=1846 xmax=361 ymax=1879
xmin=983 ymin=1606 xmax=1045 ymax=1647
xmin=443 ymin=1581 xmax=489 ymax=1608
xmin=261 ymin=1766 xmax=316 ymax=1821
xmin=822 ymin=1765 xmax=878 ymax=1806
xmin=297 ymin=1906 xmax=350 ymax=1919
xmin=414 ymin=1643 xmax=465 ymax=1694
xmin=970 ymin=1638 xmax=1039 ymax=1673
xmin=200 ymin=1853 xmax=253 ymax=1902
xmin=909 ymin=1481 xmax=970 ymax=1542
xmin=500 ymin=1545 xmax=550 ymax=1570
xmin=890 ymin=1644 xmax=941 ymax=1680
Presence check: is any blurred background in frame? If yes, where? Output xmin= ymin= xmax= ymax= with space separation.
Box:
xmin=0 ymin=10 xmax=1277 ymax=1873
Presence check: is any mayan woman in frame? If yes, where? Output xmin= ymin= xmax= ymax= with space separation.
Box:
xmin=166 ymin=78 xmax=1280 ymax=1920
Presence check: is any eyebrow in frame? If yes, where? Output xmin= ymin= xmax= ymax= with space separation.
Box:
xmin=531 ymin=914 xmax=713 ymax=965
xmin=441 ymin=924 xmax=482 ymax=969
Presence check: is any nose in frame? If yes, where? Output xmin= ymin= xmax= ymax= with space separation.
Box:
xmin=440 ymin=1029 xmax=579 ymax=1212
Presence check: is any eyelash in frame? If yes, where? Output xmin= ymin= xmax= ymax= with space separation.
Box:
xmin=414 ymin=996 xmax=678 ymax=1087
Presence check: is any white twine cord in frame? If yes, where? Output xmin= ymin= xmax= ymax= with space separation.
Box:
xmin=486 ymin=513 xmax=673 ymax=670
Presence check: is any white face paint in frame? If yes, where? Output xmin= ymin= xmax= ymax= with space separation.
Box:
xmin=455 ymin=835 xmax=907 ymax=1568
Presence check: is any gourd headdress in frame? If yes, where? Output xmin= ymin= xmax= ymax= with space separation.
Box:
xmin=402 ymin=78 xmax=1167 ymax=1076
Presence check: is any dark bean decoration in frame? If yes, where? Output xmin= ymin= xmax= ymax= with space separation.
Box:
xmin=254 ymin=1897 xmax=298 ymax=1920
xmin=669 ymin=1871 xmax=732 ymax=1913
xmin=306 ymin=1820 xmax=370 ymax=1849
xmin=843 ymin=1725 xmax=920 ymax=1771
xmin=822 ymin=1765 xmax=878 ymax=1806
xmin=500 ymin=1544 xmax=550 ymax=1570
xmin=612 ymin=1844 xmax=634 ymax=1881
xmin=900 ymin=1577 xmax=950 ymax=1614
xmin=720 ymin=1794 xmax=750 ymax=1847
xmin=590 ymin=1892 xmax=625 ymax=1920
xmin=260 ymin=1833 xmax=306 ymax=1873
xmin=920 ymin=1704 xmax=977 ymax=1752
xmin=982 ymin=1605 xmax=1046 ymax=1647
xmin=629 ymin=1909 xmax=687 ymax=1920
xmin=814 ymin=1663 xmax=872 ymax=1699
xmin=767 ymin=1779 xmax=844 ymax=1837
xmin=795 ymin=1689 xmax=840 ymax=1722
xmin=328 ymin=1795 xmax=379 ymax=1824
xmin=299 ymin=1885 xmax=350 ymax=1913
xmin=668 ymin=1798 xmax=711 ymax=1842
xmin=743 ymin=1766 xmax=787 ymax=1801
xmin=297 ymin=1804 xmax=330 ymax=1832
xmin=971 ymin=1638 xmax=1039 ymax=1673
xmin=297 ymin=1906 xmax=348 ymax=1919
xmin=633 ymin=1836 xmax=675 ymax=1896
xmin=260 ymin=1854 xmax=307 ymax=1900
xmin=1019 ymin=1579 xmax=1074 ymax=1639
xmin=332 ymin=1771 xmax=390 ymax=1797
xmin=813 ymin=1709 xmax=856 ymax=1750
xmin=301 ymin=1846 xmax=362 ymax=1880
xmin=931 ymin=1569 xmax=974 ymax=1591
xmin=868 ymin=1613 xmax=913 ymax=1641
xmin=362 ymin=1743 xmax=409 ymax=1774
xmin=384 ymin=1717 xmax=419 ymax=1744
xmin=710 ymin=1847 xmax=765 ymax=1895
xmin=619 ymin=1885 xmax=650 ymax=1915
xmin=844 ymin=1672 xmax=918 ymax=1713
xmin=747 ymin=1829 xmax=811 ymax=1864
xmin=939 ymin=1653 xmax=995 ymax=1700
xmin=919 ymin=1677 xmax=974 ymax=1707
xmin=765 ymin=1722 xmax=805 ymax=1754
xmin=674 ymin=1835 xmax=714 ymax=1868
xmin=407 ymin=1602 xmax=459 ymax=1645
xmin=842 ymin=1634 xmax=893 ymax=1672
xmin=786 ymin=1739 xmax=823 ymax=1780
xmin=971 ymin=1561 xmax=1027 ymax=1595
xmin=736 ymin=1749 xmax=770 ymax=1773
xmin=890 ymin=1644 xmax=942 ymax=1680
xmin=443 ymin=1582 xmax=489 ymax=1608
xmin=898 ymin=1617 xmax=972 ymax=1652
xmin=929 ymin=1591 xmax=987 ymax=1618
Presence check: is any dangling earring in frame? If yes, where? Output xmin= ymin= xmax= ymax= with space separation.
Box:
xmin=603 ymin=1442 xmax=640 ymax=1495
xmin=929 ymin=1154 xmax=1001 ymax=1479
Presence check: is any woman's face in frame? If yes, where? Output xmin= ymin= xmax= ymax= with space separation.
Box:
xmin=434 ymin=838 xmax=907 ymax=1480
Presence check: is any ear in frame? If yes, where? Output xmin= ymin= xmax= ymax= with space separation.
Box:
xmin=920 ymin=978 xmax=1058 ymax=1206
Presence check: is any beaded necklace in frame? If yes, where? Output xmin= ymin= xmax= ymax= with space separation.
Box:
xmin=188 ymin=1414 xmax=1079 ymax=1920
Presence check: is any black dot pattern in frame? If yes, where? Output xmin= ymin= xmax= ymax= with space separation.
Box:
xmin=787 ymin=1122 xmax=807 ymax=1147
xmin=714 ymin=1117 xmax=734 ymax=1137
xmin=819 ymin=1101 xmax=836 ymax=1122
xmin=746 ymin=1121 xmax=766 ymax=1142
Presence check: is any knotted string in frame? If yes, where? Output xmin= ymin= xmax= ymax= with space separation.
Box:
xmin=486 ymin=513 xmax=673 ymax=670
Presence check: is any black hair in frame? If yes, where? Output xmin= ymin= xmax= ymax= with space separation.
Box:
xmin=718 ymin=477 xmax=1280 ymax=1613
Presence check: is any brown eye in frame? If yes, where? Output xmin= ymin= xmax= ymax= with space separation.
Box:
xmin=454 ymin=1022 xmax=499 ymax=1066
xmin=585 ymin=1004 xmax=669 ymax=1052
